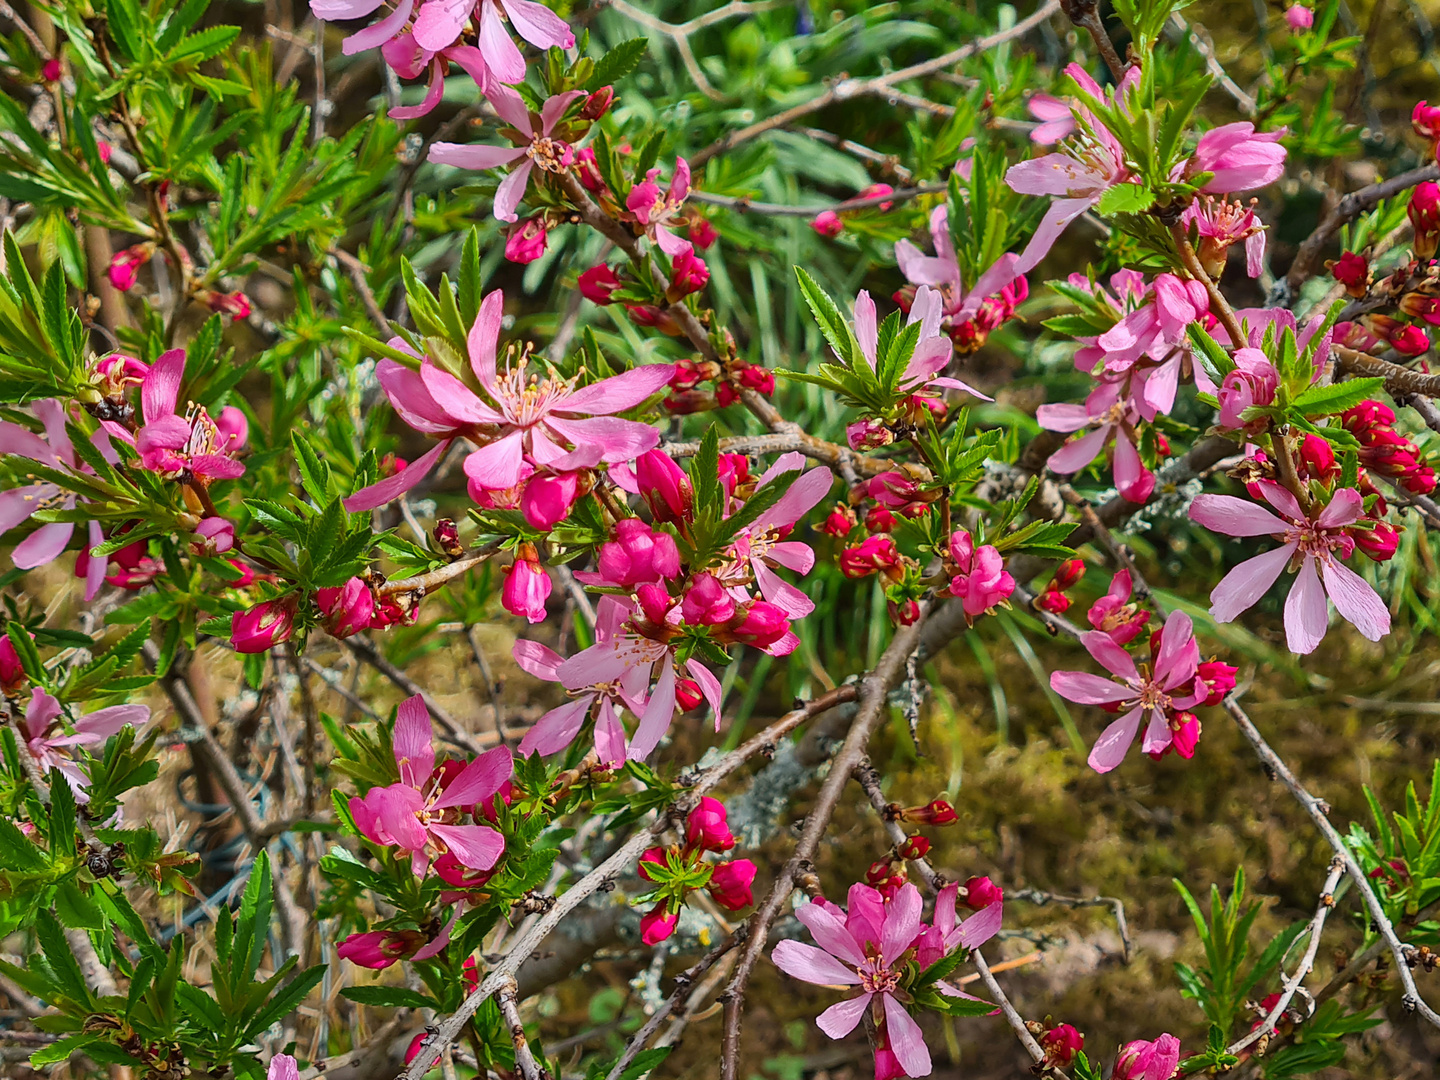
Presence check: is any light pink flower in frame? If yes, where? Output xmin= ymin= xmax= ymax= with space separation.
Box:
xmin=1006 ymin=107 xmax=1132 ymax=272
xmin=1215 ymin=348 xmax=1278 ymax=430
xmin=133 ymin=350 xmax=247 ymax=484
xmin=350 ymin=694 xmax=510 ymax=876
xmin=1182 ymin=196 xmax=1268 ymax=278
xmin=911 ymin=881 xmax=1003 ymax=973
xmin=1025 ymin=62 xmax=1141 ymax=146
xmin=1094 ymin=274 xmax=1209 ymax=374
xmin=23 ymin=687 xmax=150 ymax=801
xmin=771 ymin=883 xmax=932 ymax=1079
xmin=513 ymin=597 xmax=723 ymax=763
xmin=268 ymin=1054 xmax=299 ymax=1080
xmin=0 ymin=400 xmax=115 ymax=600
xmin=1188 ymin=483 xmax=1391 ymax=653
xmin=1037 ymin=381 xmax=1155 ymax=503
xmin=1185 ymin=123 xmax=1288 ymax=194
xmin=1285 ymin=3 xmax=1314 ymax=29
xmin=378 ymin=31 xmax=495 ymax=120
xmin=627 ymin=158 xmax=693 ymax=255
xmin=946 ymin=528 xmax=1014 ymax=619
xmin=1087 ymin=569 xmax=1151 ymax=644
xmin=430 ymin=87 xmax=584 ymax=222
xmin=893 ymin=205 xmax=1023 ymax=350
xmin=853 ymin=281 xmax=992 ymax=400
xmin=1049 ymin=609 xmax=1207 ymax=772
xmin=344 ymin=290 xmax=673 ymax=511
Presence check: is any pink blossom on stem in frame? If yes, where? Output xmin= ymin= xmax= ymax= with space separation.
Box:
xmin=1185 ymin=123 xmax=1288 ymax=194
xmin=337 ymin=929 xmax=424 ymax=969
xmin=1087 ymin=570 xmax=1151 ymax=644
xmin=1182 ymin=196 xmax=1268 ymax=278
xmin=812 ymin=209 xmax=844 ymax=237
xmin=23 ymin=687 xmax=149 ymax=800
xmin=430 ymin=87 xmax=583 ymax=222
xmin=640 ymin=903 xmax=679 ymax=945
xmin=575 ymin=517 xmax=681 ymax=588
xmin=504 ymin=216 xmax=548 ymax=263
xmin=1113 ymin=1034 xmax=1182 ymax=1080
xmin=502 ymin=547 xmax=551 ymax=623
xmin=317 ymin=577 xmax=375 ymax=638
xmin=349 ymin=694 xmax=510 ymax=876
xmin=627 ymin=158 xmax=693 ymax=252
xmin=686 ymin=797 xmax=736 ymax=851
xmin=771 ymin=883 xmax=933 ymax=1079
xmin=133 ymin=350 xmax=247 ymax=484
xmin=1049 ymin=609 xmax=1208 ymax=772
xmin=707 ymin=859 xmax=757 ymax=910
xmin=1188 ymin=483 xmax=1391 ymax=653
xmin=1285 ymin=4 xmax=1314 ymax=30
xmin=231 ymin=597 xmax=298 ymax=653
xmin=1216 ymin=348 xmax=1279 ymax=430
xmin=1037 ymin=382 xmax=1155 ymax=503
xmin=578 ymin=263 xmax=621 ymax=304
xmin=946 ymin=528 xmax=1014 ymax=619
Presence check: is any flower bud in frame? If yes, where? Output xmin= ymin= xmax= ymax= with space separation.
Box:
xmin=575 ymin=146 xmax=606 ymax=192
xmin=505 ymin=217 xmax=548 ymax=264
xmin=1331 ymin=251 xmax=1369 ymax=297
xmin=1035 ymin=588 xmax=1072 ymax=614
xmin=846 ymin=419 xmax=893 ymax=451
xmin=204 ymin=290 xmax=251 ymax=318
xmin=839 ymin=536 xmax=899 ymax=578
xmin=961 ymin=875 xmax=1003 ymax=909
xmin=316 ymin=577 xmax=375 ymax=638
xmin=579 ymin=263 xmax=621 ymax=305
xmin=404 ymin=1033 xmax=441 ymax=1070
xmin=1196 ymin=659 xmax=1239 ymax=707
xmin=108 ymin=243 xmax=154 ymax=292
xmin=887 ymin=598 xmax=921 ymax=626
xmin=729 ymin=601 xmax=791 ymax=649
xmin=897 ymin=835 xmax=930 ymax=861
xmin=689 ymin=218 xmax=718 ymax=250
xmin=593 ymin=518 xmax=682 ymax=587
xmin=675 ymin=677 xmax=703 ymax=711
xmin=686 ymin=797 xmax=736 ymax=852
xmin=625 ymin=304 xmax=681 ymax=334
xmin=502 ymin=546 xmax=551 ymax=624
xmin=637 ymin=846 xmax=668 ymax=883
xmin=736 ymin=363 xmax=775 ymax=395
xmin=666 ymin=247 xmax=710 ymax=302
xmin=0 ymin=635 xmax=25 ymax=692
xmin=338 ymin=929 xmax=425 ymax=969
xmin=865 ymin=506 xmax=897 ymax=533
xmin=859 ymin=182 xmax=895 ymax=211
xmin=1052 ymin=558 xmax=1086 ymax=592
xmin=1299 ymin=434 xmax=1338 ymax=480
xmin=1389 ymin=323 xmax=1431 ymax=357
xmin=636 ymin=450 xmax=694 ymax=524
xmin=1342 ymin=400 xmax=1396 ymax=433
xmin=681 ymin=573 xmax=736 ymax=626
xmin=42 ymin=57 xmax=61 ymax=82
xmin=1284 ymin=3 xmax=1313 ymax=30
xmin=640 ymin=903 xmax=678 ymax=945
xmin=231 ymin=597 xmax=297 ymax=653
xmin=717 ymin=453 xmax=751 ymax=498
xmin=581 ymin=85 xmax=615 ymax=120
xmin=707 ymin=859 xmax=757 ymax=911
xmin=900 ymin=797 xmax=957 ymax=825
xmin=1411 ymin=181 xmax=1440 ymax=259
xmin=521 ymin=471 xmax=580 ymax=530
xmin=190 ymin=516 xmax=235 ymax=558
xmin=1041 ymin=1025 xmax=1084 ymax=1068
xmin=635 ymin=582 xmax=675 ymax=625
xmin=865 ymin=471 xmax=919 ymax=509
xmin=811 ymin=210 xmax=843 ymax=237
xmin=1168 ymin=713 xmax=1201 ymax=759
xmin=1415 ymin=101 xmax=1440 ymax=146
xmin=821 ymin=503 xmax=857 ymax=538
xmin=433 ymin=518 xmax=463 ymax=558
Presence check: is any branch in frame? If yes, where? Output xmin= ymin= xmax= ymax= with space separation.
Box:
xmin=376 ymin=545 xmax=501 ymax=597
xmin=1010 ymin=888 xmax=1134 ymax=964
xmin=498 ymin=978 xmax=548 ymax=1080
xmin=397 ymin=684 xmax=858 ymax=1079
xmin=687 ymin=182 xmax=945 ymax=217
xmin=688 ymin=0 xmax=1062 ymax=167
xmin=341 ymin=634 xmax=485 ymax=756
xmin=1334 ymin=345 xmax=1440 ymax=396
xmin=1283 ymin=163 xmax=1440 ymax=300
xmin=1222 ymin=695 xmax=1440 ymax=1028
xmin=661 ymin=431 xmax=894 ymax=477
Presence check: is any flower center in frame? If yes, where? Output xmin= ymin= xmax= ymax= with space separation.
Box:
xmin=528 ymin=136 xmax=569 ymax=173
xmin=858 ymin=960 xmax=901 ymax=994
xmin=1284 ymin=520 xmax=1346 ymax=561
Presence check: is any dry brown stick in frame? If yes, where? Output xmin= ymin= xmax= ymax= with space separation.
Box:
xmin=1335 ymin=345 xmax=1440 ymax=397
xmin=1172 ymin=222 xmax=1247 ymax=348
xmin=688 ymin=0 xmax=1061 ymax=167
xmin=1284 ymin=163 xmax=1440 ymax=299
xmin=687 ymin=182 xmax=946 ymax=217
xmin=375 ymin=544 xmax=502 ymax=596
xmin=1222 ymin=696 xmax=1440 ymax=1029
xmin=397 ymin=684 xmax=858 ymax=1079
xmin=1059 ymin=0 xmax=1126 ymax=81
xmin=498 ymin=978 xmax=548 ymax=1080
xmin=341 ymin=635 xmax=484 ymax=756
xmin=718 ymin=613 xmax=932 ymax=1080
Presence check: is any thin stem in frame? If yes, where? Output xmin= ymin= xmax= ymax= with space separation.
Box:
xmin=1171 ymin=222 xmax=1247 ymax=347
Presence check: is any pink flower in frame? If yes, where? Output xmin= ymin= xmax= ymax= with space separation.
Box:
xmin=667 ymin=246 xmax=710 ymax=300
xmin=1094 ymin=274 xmax=1209 ymax=375
xmin=961 ymin=875 xmax=1005 ymax=911
xmin=204 ymin=290 xmax=251 ymax=318
xmin=1216 ymin=348 xmax=1279 ymax=430
xmin=1188 ymin=483 xmax=1391 ymax=653
xmin=504 ymin=217 xmax=548 ymax=263
xmin=1039 ymin=382 xmax=1155 ymax=503
xmin=686 ymin=797 xmax=736 ymax=851
xmin=1049 ymin=609 xmax=1208 ymax=772
xmin=812 ymin=210 xmax=844 ymax=237
xmin=1006 ymin=110 xmax=1132 ymax=272
xmin=1354 ymin=520 xmax=1400 ymax=562
xmin=190 ymin=516 xmax=235 ymax=557
xmin=430 ymin=88 xmax=584 ymax=222
xmin=337 ymin=929 xmax=424 ymax=969
xmin=1113 ymin=1034 xmax=1182 ymax=1080
xmin=1186 ymin=123 xmax=1288 ymax=194
xmin=1414 ymin=101 xmax=1440 ymax=144
xmin=772 ymin=883 xmax=933 ymax=1079
xmin=636 ymin=448 xmax=694 ymax=524
xmin=946 ymin=529 xmax=1014 ymax=619
xmin=344 ymin=290 xmax=673 ymax=511
xmin=1285 ymin=4 xmax=1314 ymax=30
xmin=374 ymin=30 xmax=494 ymax=121
xmin=317 ymin=577 xmax=375 ymax=638
xmin=578 ymin=263 xmax=620 ymax=304
xmin=840 ymin=535 xmax=899 ymax=578
xmin=521 ymin=471 xmax=579 ymax=529
xmin=1042 ymin=1025 xmax=1085 ymax=1067
xmin=268 ymin=1055 xmax=299 ymax=1080
xmin=893 ymin=206 xmax=1024 ymax=351
xmin=1087 ymin=570 xmax=1151 ymax=644
xmin=108 ymin=244 xmax=151 ymax=291
xmin=627 ymin=158 xmax=693 ymax=252
xmin=707 ymin=859 xmax=757 ymax=910
xmin=689 ymin=218 xmax=718 ymax=249
xmin=1183 ymin=196 xmax=1268 ymax=278
xmin=0 ymin=400 xmax=114 ymax=600
xmin=133 ymin=350 xmax=247 ymax=484
xmin=502 ymin=548 xmax=551 ymax=623
xmin=1028 ymin=92 xmax=1076 ymax=144
xmin=350 ymin=694 xmax=510 ymax=876
xmin=22 ymin=688 xmax=149 ymax=800
xmin=681 ymin=572 xmax=736 ymax=625
xmin=231 ymin=597 xmax=298 ymax=653
xmin=0 ymin=635 xmax=24 ymax=692
xmin=1332 ymin=251 xmax=1370 ymax=295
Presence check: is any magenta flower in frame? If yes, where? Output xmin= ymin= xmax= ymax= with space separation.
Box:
xmin=343 ymin=290 xmax=674 ymax=511
xmin=430 ymin=88 xmax=583 ymax=222
xmin=1087 ymin=569 xmax=1151 ymax=644
xmin=22 ymin=688 xmax=150 ymax=801
xmin=1182 ymin=196 xmax=1268 ymax=278
xmin=336 ymin=929 xmax=424 ymax=969
xmin=946 ymin=528 xmax=1014 ymax=620
xmin=854 ymin=283 xmax=992 ymax=401
xmin=892 ymin=206 xmax=1023 ymax=350
xmin=1188 ymin=483 xmax=1391 ymax=653
xmin=268 ymin=1055 xmax=299 ymax=1080
xmin=1006 ymin=108 xmax=1132 ymax=272
xmin=1113 ymin=1034 xmax=1182 ymax=1080
xmin=1185 ymin=123 xmax=1288 ymax=194
xmin=231 ymin=597 xmax=298 ymax=653
xmin=574 ymin=518 xmax=681 ymax=589
xmin=627 ymin=158 xmax=693 ymax=255
xmin=1285 ymin=3 xmax=1314 ymax=29
xmin=501 ymin=548 xmax=551 ymax=623
xmin=0 ymin=400 xmax=115 ymax=600
xmin=1049 ymin=609 xmax=1207 ymax=772
xmin=1093 ymin=274 xmax=1209 ymax=375
xmin=771 ymin=883 xmax=933 ymax=1079
xmin=1215 ymin=348 xmax=1279 ymax=430
xmin=133 ymin=350 xmax=247 ymax=484
xmin=378 ymin=31 xmax=495 ymax=120
xmin=911 ymin=880 xmax=1003 ymax=972
xmin=350 ymin=694 xmax=510 ymax=876
xmin=1037 ymin=381 xmax=1155 ymax=503
xmin=317 ymin=577 xmax=375 ymax=638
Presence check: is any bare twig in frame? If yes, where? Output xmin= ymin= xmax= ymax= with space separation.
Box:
xmin=688 ymin=182 xmax=945 ymax=217
xmin=341 ymin=635 xmax=484 ymax=756
xmin=1335 ymin=345 xmax=1440 ymax=397
xmin=376 ymin=544 xmax=502 ymax=597
xmin=498 ymin=978 xmax=548 ymax=1080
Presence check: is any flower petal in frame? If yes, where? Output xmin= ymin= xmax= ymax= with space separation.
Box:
xmin=343 ymin=439 xmax=452 ymax=512
xmin=518 ymin=696 xmax=591 ymax=757
xmin=772 ymin=940 xmax=862 ymax=988
xmin=562 ymin=364 xmax=676 ymax=415
xmin=794 ymin=901 xmax=867 ymax=967
xmin=1189 ymin=493 xmax=1290 ymax=537
xmin=1050 ymin=669 xmax=1134 ymax=705
xmin=433 ymin=745 xmax=513 ymax=808
xmin=1209 ymin=543 xmax=1294 ymax=623
xmin=1283 ymin=556 xmax=1329 ymax=654
xmin=816 ymin=993 xmax=872 ymax=1039
xmin=428 ymin=822 xmax=505 ymax=871
xmin=1087 ymin=706 xmax=1144 ymax=773
xmin=882 ymin=992 xmax=933 ymax=1079
xmin=1320 ymin=556 xmax=1390 ymax=642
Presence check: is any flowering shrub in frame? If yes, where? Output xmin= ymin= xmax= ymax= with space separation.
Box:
xmin=0 ymin=0 xmax=1438 ymax=1077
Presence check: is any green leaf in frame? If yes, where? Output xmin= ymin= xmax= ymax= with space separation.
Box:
xmin=1291 ymin=378 xmax=1386 ymax=418
xmin=341 ymin=984 xmax=438 ymax=1009
xmin=1096 ymin=183 xmax=1155 ymax=216
xmin=586 ymin=38 xmax=649 ymax=91
xmin=794 ymin=267 xmax=858 ymax=367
